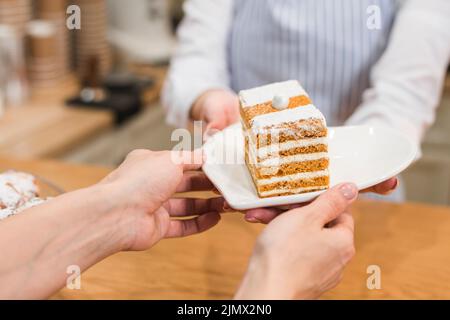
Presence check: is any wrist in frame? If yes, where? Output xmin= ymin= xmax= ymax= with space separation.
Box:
xmin=235 ymin=253 xmax=313 ymax=300
xmin=235 ymin=256 xmax=286 ymax=300
xmin=71 ymin=183 xmax=135 ymax=253
xmin=17 ymin=184 xmax=134 ymax=284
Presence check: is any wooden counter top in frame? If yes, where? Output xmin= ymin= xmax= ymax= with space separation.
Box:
xmin=0 ymin=77 xmax=113 ymax=159
xmin=0 ymin=67 xmax=167 ymax=160
xmin=2 ymin=156 xmax=450 ymax=299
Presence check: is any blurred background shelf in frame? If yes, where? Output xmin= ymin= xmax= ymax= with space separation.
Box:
xmin=0 ymin=64 xmax=169 ymax=160
xmin=0 ymin=76 xmax=114 ymax=158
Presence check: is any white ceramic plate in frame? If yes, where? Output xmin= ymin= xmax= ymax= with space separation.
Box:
xmin=202 ymin=123 xmax=417 ymax=210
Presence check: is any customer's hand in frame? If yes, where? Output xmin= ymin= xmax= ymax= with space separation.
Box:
xmin=0 ymin=149 xmax=223 ymax=299
xmin=235 ymin=183 xmax=358 ymax=300
xmin=190 ymin=89 xmax=240 ymax=134
xmin=99 ymin=149 xmax=223 ymax=251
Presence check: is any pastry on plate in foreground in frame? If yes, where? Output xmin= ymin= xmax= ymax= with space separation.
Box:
xmin=0 ymin=171 xmax=46 ymax=220
xmin=239 ymin=80 xmax=329 ymax=198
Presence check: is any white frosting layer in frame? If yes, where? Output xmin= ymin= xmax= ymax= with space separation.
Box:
xmin=257 ymin=152 xmax=328 ymax=167
xmin=257 ymin=169 xmax=329 ymax=186
xmin=259 ymin=167 xmax=281 ymax=176
xmin=254 ymin=137 xmax=328 ymax=159
xmin=247 ymin=134 xmax=328 ymax=167
xmin=251 ymin=104 xmax=326 ymax=132
xmin=239 ymin=80 xmax=307 ymax=108
xmin=260 ymin=186 xmax=328 ymax=197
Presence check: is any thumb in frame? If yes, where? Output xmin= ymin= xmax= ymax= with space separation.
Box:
xmin=204 ymin=104 xmax=234 ymax=132
xmin=307 ymin=183 xmax=358 ymax=226
xmin=206 ymin=117 xmax=228 ymax=131
xmin=203 ymin=124 xmax=222 ymax=142
xmin=170 ymin=149 xmax=205 ymax=171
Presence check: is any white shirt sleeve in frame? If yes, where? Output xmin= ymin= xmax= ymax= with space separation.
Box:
xmin=345 ymin=0 xmax=450 ymax=149
xmin=162 ymin=0 xmax=234 ymax=128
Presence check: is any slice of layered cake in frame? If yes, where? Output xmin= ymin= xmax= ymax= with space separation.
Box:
xmin=239 ymin=80 xmax=329 ymax=198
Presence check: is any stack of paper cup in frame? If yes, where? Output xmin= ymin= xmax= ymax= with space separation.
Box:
xmin=73 ymin=0 xmax=112 ymax=78
xmin=0 ymin=0 xmax=32 ymax=35
xmin=0 ymin=24 xmax=28 ymax=107
xmin=35 ymin=0 xmax=70 ymax=77
xmin=26 ymin=20 xmax=63 ymax=88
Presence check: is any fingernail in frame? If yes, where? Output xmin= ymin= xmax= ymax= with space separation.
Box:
xmin=381 ymin=178 xmax=398 ymax=195
xmin=223 ymin=202 xmax=232 ymax=212
xmin=203 ymin=132 xmax=211 ymax=142
xmin=339 ymin=183 xmax=358 ymax=200
xmin=245 ymin=216 xmax=261 ymax=223
xmin=390 ymin=178 xmax=398 ymax=190
xmin=203 ymin=127 xmax=219 ymax=142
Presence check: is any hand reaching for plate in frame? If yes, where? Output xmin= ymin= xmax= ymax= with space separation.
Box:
xmin=235 ymin=183 xmax=358 ymax=299
xmin=99 ymin=149 xmax=224 ymax=251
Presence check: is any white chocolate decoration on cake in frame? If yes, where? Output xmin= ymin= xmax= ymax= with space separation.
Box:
xmin=239 ymin=80 xmax=329 ymax=198
xmin=272 ymin=95 xmax=289 ymax=110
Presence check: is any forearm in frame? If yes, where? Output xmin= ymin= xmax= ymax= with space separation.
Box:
xmin=0 ymin=184 xmax=126 ymax=299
